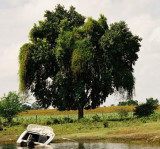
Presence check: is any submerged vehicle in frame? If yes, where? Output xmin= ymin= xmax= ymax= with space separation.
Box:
xmin=17 ymin=124 xmax=55 ymax=147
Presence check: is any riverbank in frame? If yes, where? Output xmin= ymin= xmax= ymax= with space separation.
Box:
xmin=1 ymin=120 xmax=160 ymax=144
xmin=54 ymin=121 xmax=160 ymax=144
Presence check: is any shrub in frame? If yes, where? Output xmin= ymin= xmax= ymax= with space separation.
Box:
xmin=140 ymin=117 xmax=147 ymax=123
xmin=134 ymin=103 xmax=157 ymax=118
xmin=149 ymin=113 xmax=159 ymax=122
xmin=46 ymin=120 xmax=52 ymax=125
xmin=79 ymin=117 xmax=90 ymax=124
xmin=92 ymin=114 xmax=102 ymax=122
xmin=53 ymin=118 xmax=60 ymax=124
xmin=103 ymin=120 xmax=109 ymax=128
xmin=118 ymin=109 xmax=129 ymax=119
xmin=62 ymin=117 xmax=74 ymax=123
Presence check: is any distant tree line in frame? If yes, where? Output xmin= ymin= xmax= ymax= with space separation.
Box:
xmin=116 ymin=97 xmax=159 ymax=106
xmin=114 ymin=97 xmax=159 ymax=118
xmin=117 ymin=100 xmax=138 ymax=106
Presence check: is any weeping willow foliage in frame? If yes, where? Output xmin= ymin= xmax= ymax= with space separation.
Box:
xmin=19 ymin=43 xmax=35 ymax=92
xmin=71 ymin=38 xmax=93 ymax=75
xmin=56 ymin=31 xmax=74 ymax=69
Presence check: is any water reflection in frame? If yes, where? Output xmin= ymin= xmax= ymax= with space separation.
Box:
xmin=79 ymin=143 xmax=85 ymax=149
xmin=51 ymin=142 xmax=160 ymax=149
xmin=0 ymin=142 xmax=160 ymax=149
xmin=0 ymin=144 xmax=16 ymax=149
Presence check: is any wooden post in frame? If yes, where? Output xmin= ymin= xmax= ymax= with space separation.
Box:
xmin=68 ymin=114 xmax=69 ymax=123
xmin=36 ymin=115 xmax=37 ymax=123
xmin=102 ymin=111 xmax=104 ymax=121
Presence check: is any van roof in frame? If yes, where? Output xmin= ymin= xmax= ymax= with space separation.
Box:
xmin=27 ymin=124 xmax=54 ymax=136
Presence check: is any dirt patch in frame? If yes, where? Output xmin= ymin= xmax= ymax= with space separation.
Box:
xmin=0 ymin=138 xmax=16 ymax=144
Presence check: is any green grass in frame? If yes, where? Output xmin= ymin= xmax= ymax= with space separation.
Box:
xmin=4 ymin=111 xmax=134 ymax=125
xmin=1 ymin=119 xmax=160 ymax=144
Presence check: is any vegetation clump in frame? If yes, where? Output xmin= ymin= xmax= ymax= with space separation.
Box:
xmin=103 ymin=120 xmax=109 ymax=128
xmin=0 ymin=92 xmax=23 ymax=123
xmin=92 ymin=114 xmax=102 ymax=122
xmin=118 ymin=109 xmax=129 ymax=119
xmin=118 ymin=100 xmax=138 ymax=106
xmin=134 ymin=103 xmax=158 ymax=118
xmin=146 ymin=97 xmax=159 ymax=105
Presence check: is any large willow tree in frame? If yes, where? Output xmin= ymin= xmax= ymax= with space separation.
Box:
xmin=19 ymin=5 xmax=141 ymax=119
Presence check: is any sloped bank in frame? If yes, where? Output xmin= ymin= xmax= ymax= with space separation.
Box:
xmin=1 ymin=121 xmax=160 ymax=145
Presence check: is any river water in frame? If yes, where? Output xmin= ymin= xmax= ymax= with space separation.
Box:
xmin=0 ymin=142 xmax=160 ymax=149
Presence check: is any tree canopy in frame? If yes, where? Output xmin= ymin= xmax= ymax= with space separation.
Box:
xmin=118 ymin=100 xmax=138 ymax=106
xmin=0 ymin=92 xmax=23 ymax=122
xmin=146 ymin=97 xmax=159 ymax=105
xmin=19 ymin=5 xmax=141 ymax=119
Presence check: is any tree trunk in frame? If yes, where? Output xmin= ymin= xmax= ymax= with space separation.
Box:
xmin=78 ymin=107 xmax=84 ymax=120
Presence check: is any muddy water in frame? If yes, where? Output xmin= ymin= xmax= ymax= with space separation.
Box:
xmin=0 ymin=142 xmax=160 ymax=149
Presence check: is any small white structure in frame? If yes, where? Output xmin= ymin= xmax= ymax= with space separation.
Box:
xmin=17 ymin=124 xmax=55 ymax=147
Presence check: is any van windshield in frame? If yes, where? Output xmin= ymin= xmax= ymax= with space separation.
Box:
xmin=22 ymin=132 xmax=49 ymax=143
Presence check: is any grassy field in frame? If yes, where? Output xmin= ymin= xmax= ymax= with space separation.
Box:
xmin=19 ymin=106 xmax=135 ymax=116
xmin=1 ymin=116 xmax=160 ymax=144
xmin=13 ymin=106 xmax=135 ymax=125
xmin=1 ymin=106 xmax=160 ymax=144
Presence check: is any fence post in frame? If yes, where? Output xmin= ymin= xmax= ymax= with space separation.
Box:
xmin=68 ymin=114 xmax=69 ymax=123
xmin=36 ymin=115 xmax=37 ymax=123
xmin=102 ymin=111 xmax=104 ymax=121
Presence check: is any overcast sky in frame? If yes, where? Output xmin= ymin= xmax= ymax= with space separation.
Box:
xmin=0 ymin=0 xmax=160 ymax=106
